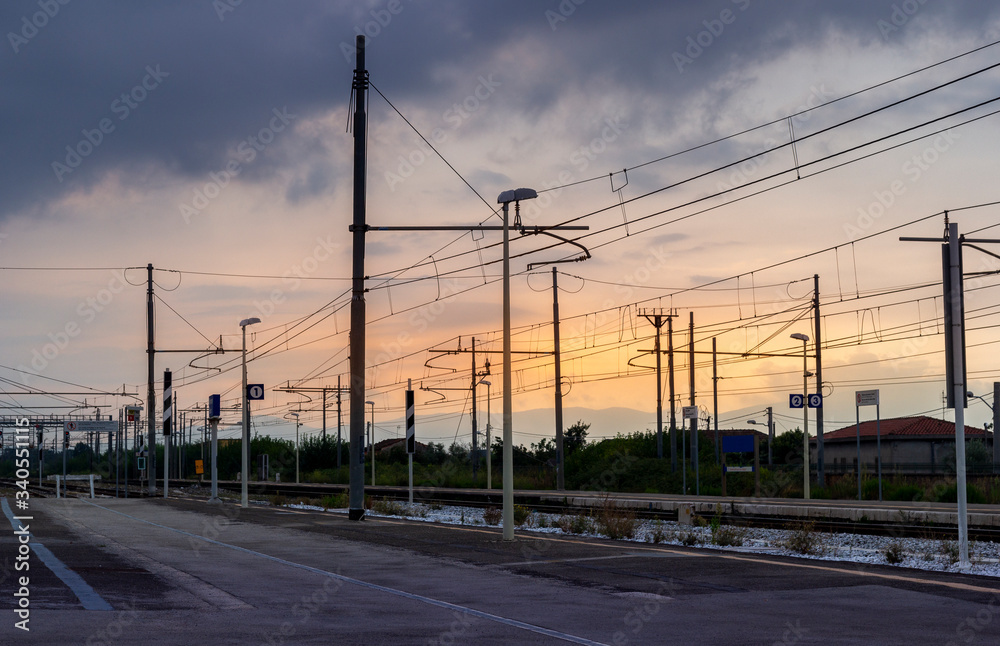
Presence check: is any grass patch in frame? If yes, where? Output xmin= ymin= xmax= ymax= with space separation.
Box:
xmin=884 ymin=540 xmax=906 ymax=564
xmin=370 ymin=497 xmax=408 ymax=516
xmin=783 ymin=521 xmax=822 ymax=555
xmin=320 ymin=493 xmax=347 ymax=509
xmin=556 ymin=513 xmax=594 ymax=535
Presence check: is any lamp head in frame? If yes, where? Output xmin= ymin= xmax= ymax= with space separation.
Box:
xmin=239 ymin=317 xmax=261 ymax=328
xmin=497 ymin=188 xmax=538 ymax=204
xmin=790 ymin=333 xmax=809 ymax=342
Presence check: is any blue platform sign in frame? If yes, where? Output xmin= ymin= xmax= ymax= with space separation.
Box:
xmin=722 ymin=435 xmax=754 ymax=454
xmin=807 ymin=393 xmax=823 ymax=409
xmin=247 ymin=384 xmax=265 ymax=400
xmin=789 ymin=393 xmax=804 ymax=409
xmin=209 ymin=394 xmax=221 ymax=419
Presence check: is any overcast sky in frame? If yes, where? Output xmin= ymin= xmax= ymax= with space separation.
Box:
xmin=3 ymin=0 xmax=1000 ymax=447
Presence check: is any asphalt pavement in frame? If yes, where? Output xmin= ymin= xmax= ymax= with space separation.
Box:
xmin=1 ymin=495 xmax=998 ymax=645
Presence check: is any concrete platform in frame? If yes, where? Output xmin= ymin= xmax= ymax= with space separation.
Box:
xmin=1 ymin=495 xmax=998 ymax=644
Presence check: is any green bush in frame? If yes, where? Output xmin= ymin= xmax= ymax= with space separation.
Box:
xmin=594 ymin=498 xmax=637 ymax=540
xmin=320 ymin=494 xmax=346 ymax=509
xmin=886 ymin=483 xmax=924 ymax=502
xmin=933 ymin=483 xmax=987 ymax=504
xmin=513 ymin=504 xmax=533 ymax=527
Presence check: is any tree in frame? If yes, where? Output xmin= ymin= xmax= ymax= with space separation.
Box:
xmin=771 ymin=428 xmax=805 ymax=465
xmin=565 ymin=420 xmax=589 ymax=456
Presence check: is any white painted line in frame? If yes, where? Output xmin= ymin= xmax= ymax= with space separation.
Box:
xmin=1 ymin=498 xmax=113 ymax=611
xmin=82 ymin=499 xmax=610 ymax=646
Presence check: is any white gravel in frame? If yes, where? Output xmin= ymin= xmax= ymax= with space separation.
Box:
xmin=286 ymin=500 xmax=1000 ymax=578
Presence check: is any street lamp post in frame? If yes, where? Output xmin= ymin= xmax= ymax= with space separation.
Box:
xmin=498 ymin=188 xmax=538 ymax=541
xmin=480 ymin=380 xmax=492 ymax=490
xmin=968 ymin=389 xmax=999 ymax=473
xmin=239 ymin=317 xmax=261 ymax=508
xmin=791 ymin=332 xmax=810 ymax=499
xmin=366 ymin=400 xmax=375 ymax=486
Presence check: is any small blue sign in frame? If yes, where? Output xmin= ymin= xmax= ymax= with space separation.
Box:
xmin=807 ymin=393 xmax=823 ymax=409
xmin=789 ymin=394 xmax=804 ymax=409
xmin=247 ymin=384 xmax=265 ymax=400
xmin=209 ymin=394 xmax=221 ymax=419
xmin=722 ymin=435 xmax=754 ymax=454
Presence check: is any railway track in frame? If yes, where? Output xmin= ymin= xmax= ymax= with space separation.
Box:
xmin=6 ymin=477 xmax=999 ymax=542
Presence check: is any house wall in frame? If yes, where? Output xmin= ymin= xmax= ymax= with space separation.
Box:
xmin=819 ymin=437 xmax=992 ymax=475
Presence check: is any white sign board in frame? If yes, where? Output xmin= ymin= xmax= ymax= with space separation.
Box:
xmin=682 ymin=405 xmax=698 ymax=420
xmin=855 ymin=389 xmax=879 ymax=407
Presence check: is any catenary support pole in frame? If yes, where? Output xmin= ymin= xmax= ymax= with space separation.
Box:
xmin=713 ymin=337 xmax=719 ymax=465
xmin=668 ymin=314 xmax=677 ymax=471
xmin=348 ymin=34 xmax=368 ymax=521
xmin=947 ymin=221 xmax=969 ymax=567
xmin=502 ymin=200 xmax=514 ymax=540
xmin=146 ymin=263 xmax=156 ymax=495
xmin=814 ymin=274 xmax=825 ymax=488
xmin=553 ymin=269 xmax=565 ymax=489
xmin=471 ymin=337 xmax=478 ymax=480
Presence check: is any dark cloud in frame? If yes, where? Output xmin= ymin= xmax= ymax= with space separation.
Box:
xmin=1 ymin=0 xmax=993 ymax=222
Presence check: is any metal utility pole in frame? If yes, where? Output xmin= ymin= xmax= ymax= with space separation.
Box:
xmin=668 ymin=314 xmax=677 ymax=471
xmin=471 ymin=337 xmax=478 ymax=480
xmin=689 ymin=312 xmax=697 ymax=476
xmin=946 ymin=222 xmax=969 ymax=566
xmin=274 ymin=381 xmax=349 ymax=465
xmin=712 ymin=337 xmax=719 ymax=465
xmin=767 ymin=406 xmax=774 ymax=467
xmin=552 ymin=269 xmax=565 ymax=490
xmin=899 ymin=217 xmax=1000 ymax=567
xmin=146 ymin=263 xmax=156 ymax=495
xmin=813 ymin=274 xmax=824 ymax=488
xmin=337 ymin=375 xmax=343 ymax=468
xmin=639 ymin=309 xmax=670 ymax=462
xmin=348 ymin=34 xmax=369 ymax=521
